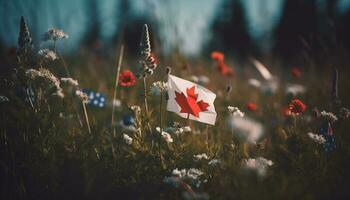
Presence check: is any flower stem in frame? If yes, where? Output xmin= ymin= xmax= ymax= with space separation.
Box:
xmin=143 ymin=77 xmax=149 ymax=114
xmin=82 ymin=101 xmax=91 ymax=135
xmin=160 ymin=91 xmax=163 ymax=128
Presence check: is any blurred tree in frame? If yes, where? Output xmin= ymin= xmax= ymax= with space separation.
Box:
xmin=208 ymin=0 xmax=253 ymax=58
xmin=82 ymin=0 xmax=101 ymax=49
xmin=274 ymin=0 xmax=318 ymax=62
xmin=113 ymin=0 xmax=158 ymax=58
xmin=336 ymin=6 xmax=350 ymax=50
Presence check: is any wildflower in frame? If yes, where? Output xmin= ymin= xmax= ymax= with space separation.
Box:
xmin=150 ymin=81 xmax=168 ymax=95
xmin=291 ymin=67 xmax=302 ymax=78
xmin=17 ymin=16 xmax=33 ymax=63
xmin=54 ymin=88 xmax=65 ymax=98
xmin=246 ymin=102 xmax=258 ymax=111
xmin=183 ymin=126 xmax=191 ymax=132
xmin=288 ymin=99 xmax=306 ymax=115
xmin=339 ymin=107 xmax=350 ymax=119
xmin=261 ymin=78 xmax=279 ymax=95
xmin=190 ymin=75 xmax=199 ymax=83
xmin=312 ymin=107 xmax=321 ymax=118
xmin=38 ymin=49 xmax=58 ymax=61
xmin=122 ymin=115 xmax=135 ymax=126
xmin=243 ymin=157 xmax=273 ymax=176
xmin=172 ymin=168 xmax=187 ymax=178
xmin=217 ymin=61 xmax=233 ymax=76
xmin=320 ymin=111 xmax=338 ymax=123
xmin=119 ymin=115 xmax=137 ymax=132
xmin=307 ymin=132 xmax=326 ymax=144
xmin=172 ymin=168 xmax=204 ymax=180
xmin=26 ymin=69 xmax=41 ymax=80
xmin=161 ymin=131 xmax=173 ymax=143
xmin=112 ymin=99 xmax=122 ymax=108
xmin=285 ymin=84 xmax=306 ymax=96
xmin=0 ymin=96 xmax=10 ymax=103
xmin=211 ymin=51 xmax=224 ymax=62
xmin=42 ymin=28 xmax=68 ymax=41
xmin=193 ymin=153 xmax=209 ymax=161
xmin=60 ymin=77 xmax=78 ymax=87
xmin=119 ymin=70 xmax=136 ymax=87
xmin=157 ymin=127 xmax=173 ymax=143
xmin=208 ymin=159 xmax=221 ymax=166
xmin=130 ymin=105 xmax=141 ymax=115
xmin=186 ymin=168 xmax=204 ymax=180
xmin=228 ymin=116 xmax=264 ymax=144
xmin=140 ymin=24 xmax=157 ymax=77
xmin=227 ymin=106 xmax=244 ymax=117
xmin=248 ymin=79 xmax=261 ymax=88
xmin=75 ymin=90 xmax=89 ymax=103
xmin=123 ymin=133 xmax=133 ymax=145
xmin=26 ymin=68 xmax=62 ymax=97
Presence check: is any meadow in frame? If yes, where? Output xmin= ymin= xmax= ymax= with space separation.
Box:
xmin=1 ymin=17 xmax=350 ymax=200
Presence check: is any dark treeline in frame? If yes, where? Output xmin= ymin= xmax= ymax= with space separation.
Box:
xmin=2 ymin=0 xmax=350 ymax=62
xmin=207 ymin=0 xmax=350 ymax=63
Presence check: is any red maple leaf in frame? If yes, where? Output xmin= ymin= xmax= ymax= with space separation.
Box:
xmin=175 ymin=86 xmax=209 ymax=117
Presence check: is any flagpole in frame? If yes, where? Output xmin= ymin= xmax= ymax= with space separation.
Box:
xmin=205 ymin=124 xmax=209 ymax=149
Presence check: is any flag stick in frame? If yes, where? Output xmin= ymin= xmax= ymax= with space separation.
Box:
xmin=205 ymin=125 xmax=209 ymax=149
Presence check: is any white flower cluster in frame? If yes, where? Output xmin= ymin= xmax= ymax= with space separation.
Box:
xmin=190 ymin=75 xmax=210 ymax=85
xmin=208 ymin=159 xmax=221 ymax=166
xmin=172 ymin=168 xmax=204 ymax=180
xmin=0 ymin=96 xmax=9 ymax=102
xmin=123 ymin=133 xmax=133 ymax=145
xmin=228 ymin=116 xmax=264 ymax=144
xmin=156 ymin=127 xmax=173 ymax=143
xmin=193 ymin=153 xmax=209 ymax=161
xmin=75 ymin=90 xmax=89 ymax=103
xmin=26 ymin=68 xmax=63 ymax=98
xmin=307 ymin=132 xmax=326 ymax=144
xmin=285 ymin=83 xmax=306 ymax=96
xmin=61 ymin=77 xmax=78 ymax=87
xmin=244 ymin=157 xmax=273 ymax=176
xmin=227 ymin=106 xmax=245 ymax=117
xmin=167 ymin=124 xmax=192 ymax=135
xmin=152 ymin=81 xmax=168 ymax=91
xmin=42 ymin=28 xmax=69 ymax=41
xmin=320 ymin=111 xmax=338 ymax=123
xmin=164 ymin=168 xmax=205 ymax=189
xmin=38 ymin=49 xmax=58 ymax=61
xmin=150 ymin=81 xmax=168 ymax=96
xmin=130 ymin=105 xmax=141 ymax=115
xmin=112 ymin=99 xmax=122 ymax=108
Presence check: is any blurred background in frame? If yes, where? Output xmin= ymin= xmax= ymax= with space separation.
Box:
xmin=1 ymin=0 xmax=350 ymax=60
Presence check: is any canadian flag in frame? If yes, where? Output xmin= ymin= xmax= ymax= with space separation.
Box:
xmin=167 ymin=74 xmax=217 ymax=125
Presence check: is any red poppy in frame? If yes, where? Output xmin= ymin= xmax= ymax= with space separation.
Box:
xmin=119 ymin=70 xmax=136 ymax=87
xmin=217 ymin=60 xmax=233 ymax=76
xmin=291 ymin=67 xmax=301 ymax=78
xmin=246 ymin=102 xmax=258 ymax=111
xmin=211 ymin=51 xmax=225 ymax=62
xmin=287 ymin=99 xmax=306 ymax=115
xmin=283 ymin=106 xmax=292 ymax=117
